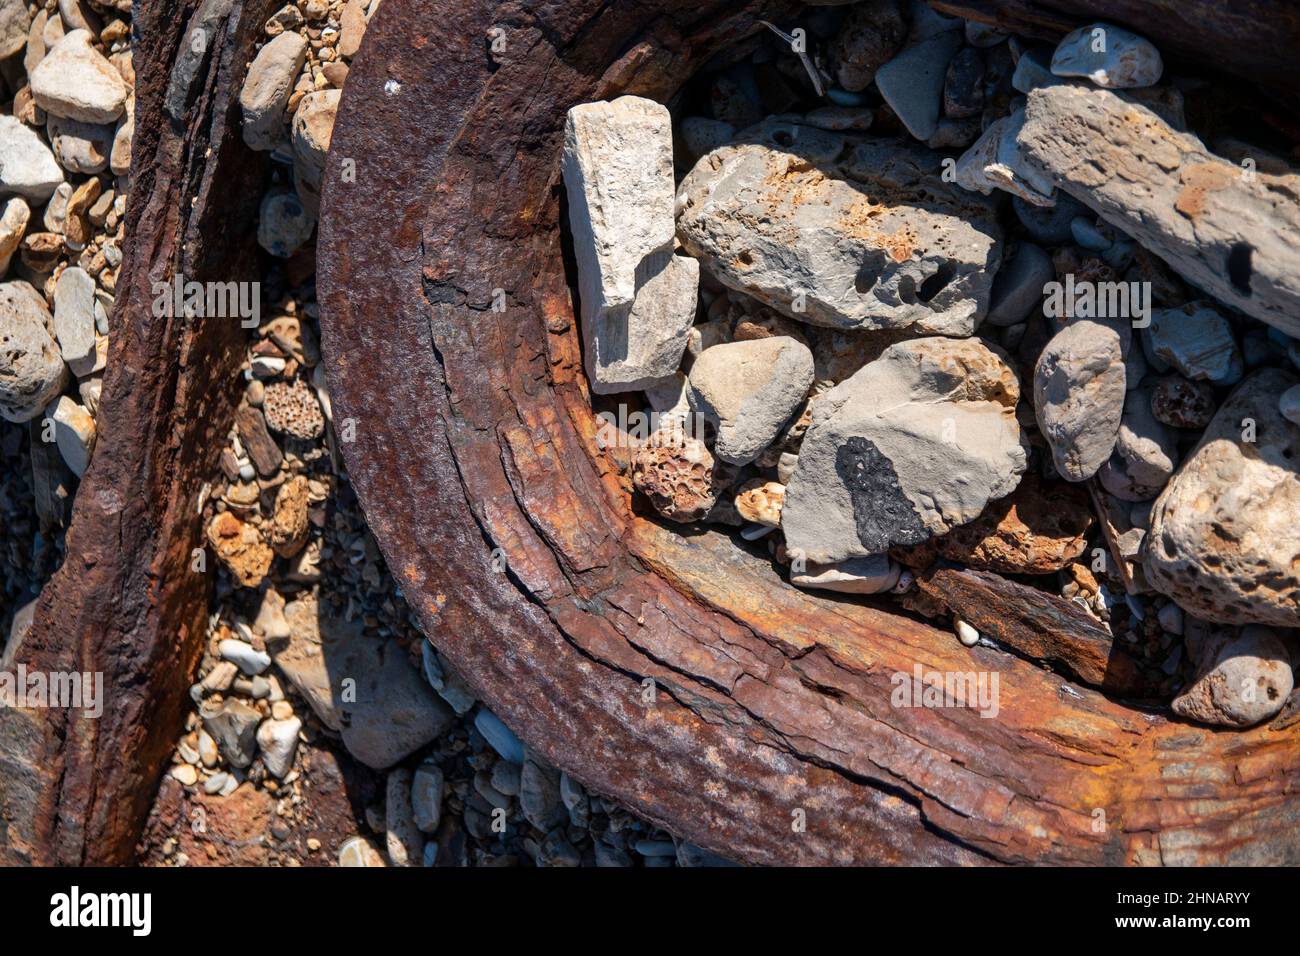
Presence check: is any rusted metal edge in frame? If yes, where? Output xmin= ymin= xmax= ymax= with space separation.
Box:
xmin=0 ymin=0 xmax=276 ymax=865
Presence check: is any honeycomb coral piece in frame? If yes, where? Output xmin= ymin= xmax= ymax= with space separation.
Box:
xmin=262 ymin=379 xmax=325 ymax=440
xmin=631 ymin=430 xmax=723 ymax=522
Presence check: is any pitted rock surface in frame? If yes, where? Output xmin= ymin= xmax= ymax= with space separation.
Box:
xmin=675 ymin=120 xmax=1002 ymax=337
xmin=1144 ymin=368 xmax=1300 ymax=627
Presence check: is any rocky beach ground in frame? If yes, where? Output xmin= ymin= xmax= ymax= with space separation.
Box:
xmin=3 ymin=0 xmax=1299 ymax=868
xmin=566 ymin=1 xmax=1300 ymax=733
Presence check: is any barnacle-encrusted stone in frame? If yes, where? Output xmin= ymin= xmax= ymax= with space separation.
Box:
xmin=262 ymin=379 xmax=325 ymax=440
xmin=630 ymin=430 xmax=726 ymax=523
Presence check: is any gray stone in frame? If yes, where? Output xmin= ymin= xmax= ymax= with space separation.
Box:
xmin=0 ymin=279 xmax=67 ymax=422
xmin=1012 ymin=191 xmax=1087 ymax=244
xmin=679 ymin=117 xmax=734 ymax=161
xmin=782 ymin=337 xmax=1025 ymax=563
xmin=1034 ymin=318 xmax=1126 ymax=481
xmin=830 ymin=0 xmax=908 ymax=92
xmin=986 ymin=242 xmax=1052 ymax=327
xmin=943 ymin=46 xmax=984 ymax=119
xmin=1281 ymin=384 xmax=1300 ymax=426
xmin=0 ymin=0 xmax=30 ymax=58
xmin=965 ymin=20 xmax=1006 ymax=48
xmin=875 ymin=31 xmax=963 ymax=141
xmin=47 ymin=395 xmax=94 ymax=476
xmin=790 ymin=554 xmax=901 ymax=594
xmin=0 ymin=115 xmax=63 ymax=201
xmin=257 ymin=186 xmax=315 ymax=258
xmin=200 ymin=699 xmax=261 ymax=768
xmin=239 ymin=31 xmax=308 ymax=151
xmin=30 ymin=29 xmax=127 ymax=122
xmin=676 ymin=123 xmax=1002 ymax=336
xmin=290 ymin=88 xmax=339 ymax=198
xmin=520 ymin=752 xmax=567 ymax=832
xmin=52 ymin=265 xmax=95 ymax=372
xmin=340 ymin=636 xmax=453 ymax=769
xmin=1051 ymin=22 xmax=1162 ymax=89
xmin=384 ymin=768 xmax=423 ymax=866
xmin=474 ymin=708 xmax=525 ymax=764
xmin=687 ymin=336 xmax=813 ymax=465
xmin=46 ymin=115 xmax=112 ymax=174
xmin=217 ymin=637 xmax=271 ymax=675
xmin=563 ymin=96 xmax=695 ymax=394
xmin=1172 ymin=626 xmax=1292 ymax=728
xmin=1097 ymin=384 xmax=1179 ymax=501
xmin=1011 ymin=46 xmax=1060 ymax=94
xmin=1144 ymin=368 xmax=1300 ymax=627
xmin=1017 ymin=84 xmax=1300 ymax=339
xmin=1146 ymin=301 xmax=1242 ymax=385
xmin=411 ymin=762 xmax=444 ymax=833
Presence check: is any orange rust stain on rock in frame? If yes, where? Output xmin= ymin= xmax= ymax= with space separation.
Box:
xmin=1175 ymin=162 xmax=1235 ymax=218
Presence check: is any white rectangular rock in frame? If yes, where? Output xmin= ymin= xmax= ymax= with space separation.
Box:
xmin=1016 ymin=83 xmax=1300 ymax=338
xmin=562 ymin=96 xmax=695 ymax=394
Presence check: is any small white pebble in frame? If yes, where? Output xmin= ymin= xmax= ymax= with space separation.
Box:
xmin=954 ymin=618 xmax=979 ymax=647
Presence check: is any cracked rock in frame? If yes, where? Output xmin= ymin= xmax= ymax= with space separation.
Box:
xmin=563 ymin=96 xmax=696 ymax=394
xmin=782 ymin=336 xmax=1025 ymax=563
xmin=676 ymin=121 xmax=1002 ymax=336
xmin=1016 ymin=83 xmax=1300 ymax=338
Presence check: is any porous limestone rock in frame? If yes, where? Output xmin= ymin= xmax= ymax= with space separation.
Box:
xmin=676 ymin=120 xmax=1002 ymax=337
xmin=687 ymin=336 xmax=813 ymax=465
xmin=563 ymin=96 xmax=695 ymax=394
xmin=1034 ymin=318 xmax=1126 ymax=481
xmin=630 ymin=429 xmax=727 ymax=523
xmin=782 ymin=337 xmax=1025 ymax=563
xmin=734 ymin=479 xmax=784 ymax=527
xmin=1144 ymin=369 xmax=1300 ymax=627
xmin=1017 ymin=83 xmax=1300 ymax=338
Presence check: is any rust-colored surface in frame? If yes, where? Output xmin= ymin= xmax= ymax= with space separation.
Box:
xmin=316 ymin=0 xmax=1300 ymax=865
xmin=0 ymin=0 xmax=276 ymax=865
xmin=918 ymin=567 xmax=1148 ymax=695
xmin=931 ymin=0 xmax=1300 ymax=96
